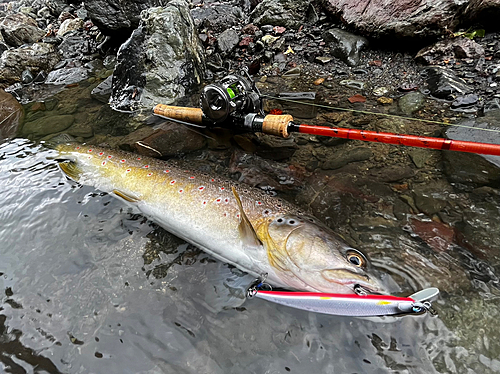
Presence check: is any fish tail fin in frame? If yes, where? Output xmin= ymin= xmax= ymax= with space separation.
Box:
xmin=58 ymin=160 xmax=82 ymax=181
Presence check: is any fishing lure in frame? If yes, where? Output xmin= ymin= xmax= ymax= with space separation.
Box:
xmin=247 ymin=284 xmax=439 ymax=317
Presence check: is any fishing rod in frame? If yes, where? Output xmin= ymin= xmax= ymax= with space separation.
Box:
xmin=153 ymin=70 xmax=500 ymax=156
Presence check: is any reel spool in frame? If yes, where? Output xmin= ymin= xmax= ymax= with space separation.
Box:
xmin=200 ymin=74 xmax=262 ymax=124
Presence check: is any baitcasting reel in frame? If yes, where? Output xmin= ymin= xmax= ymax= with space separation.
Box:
xmin=200 ymin=71 xmax=263 ymax=125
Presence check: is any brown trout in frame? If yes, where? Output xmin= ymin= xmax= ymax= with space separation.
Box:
xmin=56 ymin=143 xmax=385 ymax=294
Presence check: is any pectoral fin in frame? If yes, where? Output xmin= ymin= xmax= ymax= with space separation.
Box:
xmin=232 ymin=186 xmax=262 ymax=249
xmin=58 ymin=161 xmax=81 ymax=181
xmin=113 ymin=189 xmax=140 ymax=203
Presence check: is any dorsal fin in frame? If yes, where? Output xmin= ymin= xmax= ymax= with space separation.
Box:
xmin=231 ymin=186 xmax=262 ymax=249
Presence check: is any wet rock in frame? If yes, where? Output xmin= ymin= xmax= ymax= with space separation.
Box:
xmin=451 ymin=94 xmax=478 ymax=109
xmin=217 ymin=29 xmax=239 ymax=54
xmin=255 ymin=135 xmax=298 ymax=161
xmin=83 ymin=0 xmax=163 ymax=38
xmin=416 ymin=38 xmax=485 ymax=65
xmin=191 ymin=4 xmax=244 ymax=33
xmin=21 ymin=114 xmax=75 ymax=138
xmin=339 ymin=79 xmax=365 ymax=90
xmin=57 ymin=18 xmax=84 ymax=37
xmin=0 ymin=13 xmax=45 ymax=47
xmin=0 ymin=89 xmax=24 ymax=141
xmin=229 ymin=149 xmax=306 ymax=192
xmin=322 ymin=28 xmax=368 ymax=67
xmin=321 ymin=146 xmax=372 ymax=170
xmin=58 ymin=34 xmax=91 ymax=59
xmin=370 ymin=164 xmax=415 ymax=182
xmin=423 ymin=66 xmax=472 ymax=100
xmin=45 ymin=0 xmax=70 ymax=17
xmin=408 ymin=148 xmax=433 ymax=168
xmin=412 ymin=179 xmax=452 ymax=216
xmin=132 ymin=123 xmax=206 ymax=157
xmin=443 ymin=111 xmax=500 ymax=185
xmin=321 ymin=0 xmax=463 ymax=39
xmin=398 ymin=91 xmax=425 ymax=115
xmin=66 ymin=123 xmax=94 ymax=138
xmin=110 ymin=1 xmax=205 ymax=112
xmin=45 ymin=67 xmax=89 ymax=85
xmin=0 ymin=43 xmax=61 ymax=85
xmin=409 ymin=217 xmax=457 ymax=252
xmin=91 ymin=75 xmax=113 ymax=103
xmin=251 ymin=0 xmax=310 ymax=28
xmin=21 ymin=69 xmax=34 ymax=84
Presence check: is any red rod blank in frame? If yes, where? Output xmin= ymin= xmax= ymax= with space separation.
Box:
xmin=297 ymin=125 xmax=500 ymax=156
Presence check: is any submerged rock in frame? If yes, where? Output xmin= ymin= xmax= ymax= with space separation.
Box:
xmin=322 ymin=28 xmax=368 ymax=67
xmin=0 ymin=89 xmax=24 ymax=141
xmin=45 ymin=67 xmax=89 ymax=85
xmin=132 ymin=122 xmax=207 ymax=157
xmin=91 ymin=75 xmax=113 ymax=103
xmin=110 ymin=1 xmax=205 ymax=112
xmin=443 ymin=110 xmax=500 ymax=185
xmin=21 ymin=114 xmax=75 ymax=139
xmin=0 ymin=43 xmax=61 ymax=85
xmin=423 ymin=66 xmax=472 ymax=100
xmin=0 ymin=13 xmax=45 ymax=47
xmin=251 ymin=0 xmax=310 ymax=28
xmin=398 ymin=92 xmax=426 ymax=115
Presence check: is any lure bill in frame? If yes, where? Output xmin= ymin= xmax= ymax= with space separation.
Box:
xmin=250 ymin=287 xmax=439 ymax=317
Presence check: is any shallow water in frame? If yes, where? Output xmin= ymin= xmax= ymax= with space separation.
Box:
xmin=2 ymin=90 xmax=500 ymax=373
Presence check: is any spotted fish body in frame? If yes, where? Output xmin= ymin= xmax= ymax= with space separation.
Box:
xmin=56 ymin=143 xmax=385 ymax=294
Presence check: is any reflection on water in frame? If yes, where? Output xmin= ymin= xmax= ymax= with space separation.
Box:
xmin=1 ymin=134 xmax=500 ymax=373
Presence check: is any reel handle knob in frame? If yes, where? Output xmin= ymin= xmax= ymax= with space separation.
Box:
xmin=153 ymin=104 xmax=204 ymax=125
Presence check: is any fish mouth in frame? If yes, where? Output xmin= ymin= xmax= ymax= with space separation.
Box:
xmin=321 ymin=269 xmax=385 ymax=295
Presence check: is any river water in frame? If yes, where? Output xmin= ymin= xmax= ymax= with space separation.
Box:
xmin=1 ymin=79 xmax=500 ymax=373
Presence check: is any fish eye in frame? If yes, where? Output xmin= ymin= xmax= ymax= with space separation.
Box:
xmin=346 ymin=250 xmax=366 ymax=267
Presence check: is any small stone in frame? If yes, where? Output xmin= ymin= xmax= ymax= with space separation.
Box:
xmin=398 ymin=92 xmax=426 ymax=115
xmin=348 ymin=94 xmax=366 ymax=103
xmin=217 ymin=29 xmax=239 ymax=53
xmin=261 ymin=34 xmax=279 ymax=45
xmin=273 ymin=26 xmax=286 ymax=34
xmin=57 ymin=18 xmax=84 ymax=37
xmin=377 ymin=96 xmax=393 ymax=105
xmin=369 ymin=60 xmax=382 ymax=67
xmin=315 ymin=56 xmax=332 ymax=64
xmin=21 ymin=70 xmax=34 ymax=84
xmin=451 ymin=94 xmax=479 ymax=108
xmin=373 ymin=87 xmax=389 ymax=96
xmin=339 ymin=80 xmax=365 ymax=90
xmin=313 ymin=77 xmax=325 ymax=85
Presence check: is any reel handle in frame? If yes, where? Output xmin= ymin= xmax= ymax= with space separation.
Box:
xmin=153 ymin=104 xmax=204 ymax=125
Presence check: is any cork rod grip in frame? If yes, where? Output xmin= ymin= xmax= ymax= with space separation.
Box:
xmin=261 ymin=114 xmax=293 ymax=138
xmin=153 ymin=104 xmax=204 ymax=125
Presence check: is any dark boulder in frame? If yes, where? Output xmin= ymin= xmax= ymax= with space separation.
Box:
xmin=83 ymin=0 xmax=163 ymax=39
xmin=251 ymin=0 xmax=310 ymax=28
xmin=322 ymin=28 xmax=368 ymax=67
xmin=109 ymin=1 xmax=205 ymax=112
xmin=423 ymin=66 xmax=472 ymax=100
